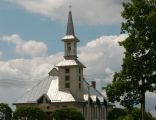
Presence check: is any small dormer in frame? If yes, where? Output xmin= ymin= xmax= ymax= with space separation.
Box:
xmin=48 ymin=68 xmax=58 ymax=76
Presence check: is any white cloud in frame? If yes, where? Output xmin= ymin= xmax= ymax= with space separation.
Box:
xmin=0 ymin=53 xmax=63 ymax=84
xmin=9 ymin=0 xmax=124 ymax=25
xmin=0 ymin=34 xmax=156 ymax=116
xmin=0 ymin=34 xmax=48 ymax=57
xmin=22 ymin=40 xmax=47 ymax=57
xmin=79 ymin=34 xmax=127 ymax=77
xmin=0 ymin=35 xmax=156 ymax=116
xmin=0 ymin=34 xmax=127 ymax=85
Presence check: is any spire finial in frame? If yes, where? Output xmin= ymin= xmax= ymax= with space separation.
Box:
xmin=69 ymin=5 xmax=72 ymax=11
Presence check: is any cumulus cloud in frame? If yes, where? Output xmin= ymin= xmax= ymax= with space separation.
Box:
xmin=0 ymin=34 xmax=127 ymax=86
xmin=0 ymin=34 xmax=48 ymax=57
xmin=0 ymin=35 xmax=127 ymax=105
xmin=1 ymin=34 xmax=156 ymax=116
xmin=0 ymin=54 xmax=62 ymax=83
xmin=9 ymin=0 xmax=125 ymax=25
xmin=77 ymin=34 xmax=127 ymax=90
xmin=0 ymin=34 xmax=128 ymax=99
xmin=79 ymin=34 xmax=127 ymax=78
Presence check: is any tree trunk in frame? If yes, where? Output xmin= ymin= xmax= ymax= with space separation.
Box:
xmin=141 ymin=80 xmax=145 ymax=120
xmin=142 ymin=92 xmax=145 ymax=120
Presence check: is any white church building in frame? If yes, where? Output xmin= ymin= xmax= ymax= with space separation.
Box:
xmin=14 ymin=10 xmax=111 ymax=120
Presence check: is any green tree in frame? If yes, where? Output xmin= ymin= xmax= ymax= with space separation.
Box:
xmin=119 ymin=114 xmax=134 ymax=120
xmin=108 ymin=108 xmax=154 ymax=120
xmin=52 ymin=107 xmax=84 ymax=120
xmin=0 ymin=103 xmax=12 ymax=120
xmin=129 ymin=108 xmax=153 ymax=120
xmin=13 ymin=106 xmax=44 ymax=120
xmin=106 ymin=0 xmax=156 ymax=120
xmin=108 ymin=108 xmax=127 ymax=120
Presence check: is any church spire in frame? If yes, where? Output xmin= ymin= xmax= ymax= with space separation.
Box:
xmin=62 ymin=9 xmax=79 ymax=59
xmin=62 ymin=10 xmax=79 ymax=42
xmin=66 ymin=10 xmax=75 ymax=36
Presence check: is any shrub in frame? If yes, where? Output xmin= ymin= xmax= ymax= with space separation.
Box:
xmin=13 ymin=106 xmax=44 ymax=120
xmin=52 ymin=107 xmax=84 ymax=120
xmin=0 ymin=103 xmax=12 ymax=120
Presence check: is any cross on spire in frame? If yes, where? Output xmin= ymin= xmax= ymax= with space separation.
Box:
xmin=69 ymin=5 xmax=72 ymax=11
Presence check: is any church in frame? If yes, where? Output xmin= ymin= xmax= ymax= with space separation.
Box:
xmin=14 ymin=10 xmax=111 ymax=120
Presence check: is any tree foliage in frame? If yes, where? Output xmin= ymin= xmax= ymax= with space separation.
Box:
xmin=13 ymin=106 xmax=44 ymax=120
xmin=108 ymin=108 xmax=154 ymax=120
xmin=52 ymin=107 xmax=84 ymax=120
xmin=0 ymin=103 xmax=12 ymax=120
xmin=108 ymin=108 xmax=127 ymax=120
xmin=106 ymin=0 xmax=156 ymax=110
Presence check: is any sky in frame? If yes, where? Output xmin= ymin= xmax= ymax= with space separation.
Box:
xmin=0 ymin=0 xmax=156 ymax=116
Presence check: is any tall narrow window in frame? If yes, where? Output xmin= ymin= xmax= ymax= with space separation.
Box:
xmin=74 ymin=42 xmax=76 ymax=54
xmin=65 ymin=68 xmax=70 ymax=74
xmin=65 ymin=68 xmax=70 ymax=81
xmin=67 ymin=43 xmax=71 ymax=55
xmin=79 ymin=76 xmax=81 ymax=81
xmin=79 ymin=68 xmax=81 ymax=74
xmin=79 ymin=83 xmax=81 ymax=88
xmin=65 ymin=68 xmax=70 ymax=88
xmin=65 ymin=83 xmax=70 ymax=88
xmin=65 ymin=76 xmax=70 ymax=81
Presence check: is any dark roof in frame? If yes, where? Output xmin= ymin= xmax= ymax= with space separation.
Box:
xmin=66 ymin=11 xmax=75 ymax=36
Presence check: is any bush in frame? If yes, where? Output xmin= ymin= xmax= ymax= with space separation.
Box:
xmin=108 ymin=108 xmax=127 ymax=120
xmin=13 ymin=106 xmax=44 ymax=120
xmin=52 ymin=107 xmax=84 ymax=120
xmin=108 ymin=107 xmax=154 ymax=120
xmin=0 ymin=103 xmax=12 ymax=120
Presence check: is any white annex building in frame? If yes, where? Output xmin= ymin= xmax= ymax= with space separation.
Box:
xmin=14 ymin=10 xmax=112 ymax=120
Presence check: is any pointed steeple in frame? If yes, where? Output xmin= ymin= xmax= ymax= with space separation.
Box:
xmin=66 ymin=11 xmax=75 ymax=36
xmin=62 ymin=10 xmax=79 ymax=42
xmin=62 ymin=9 xmax=80 ymax=59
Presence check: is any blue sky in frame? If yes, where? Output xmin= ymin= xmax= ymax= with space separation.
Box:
xmin=0 ymin=0 xmax=122 ymax=60
xmin=0 ymin=0 xmax=155 ymax=116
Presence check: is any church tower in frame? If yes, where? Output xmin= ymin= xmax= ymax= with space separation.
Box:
xmin=57 ymin=10 xmax=85 ymax=100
